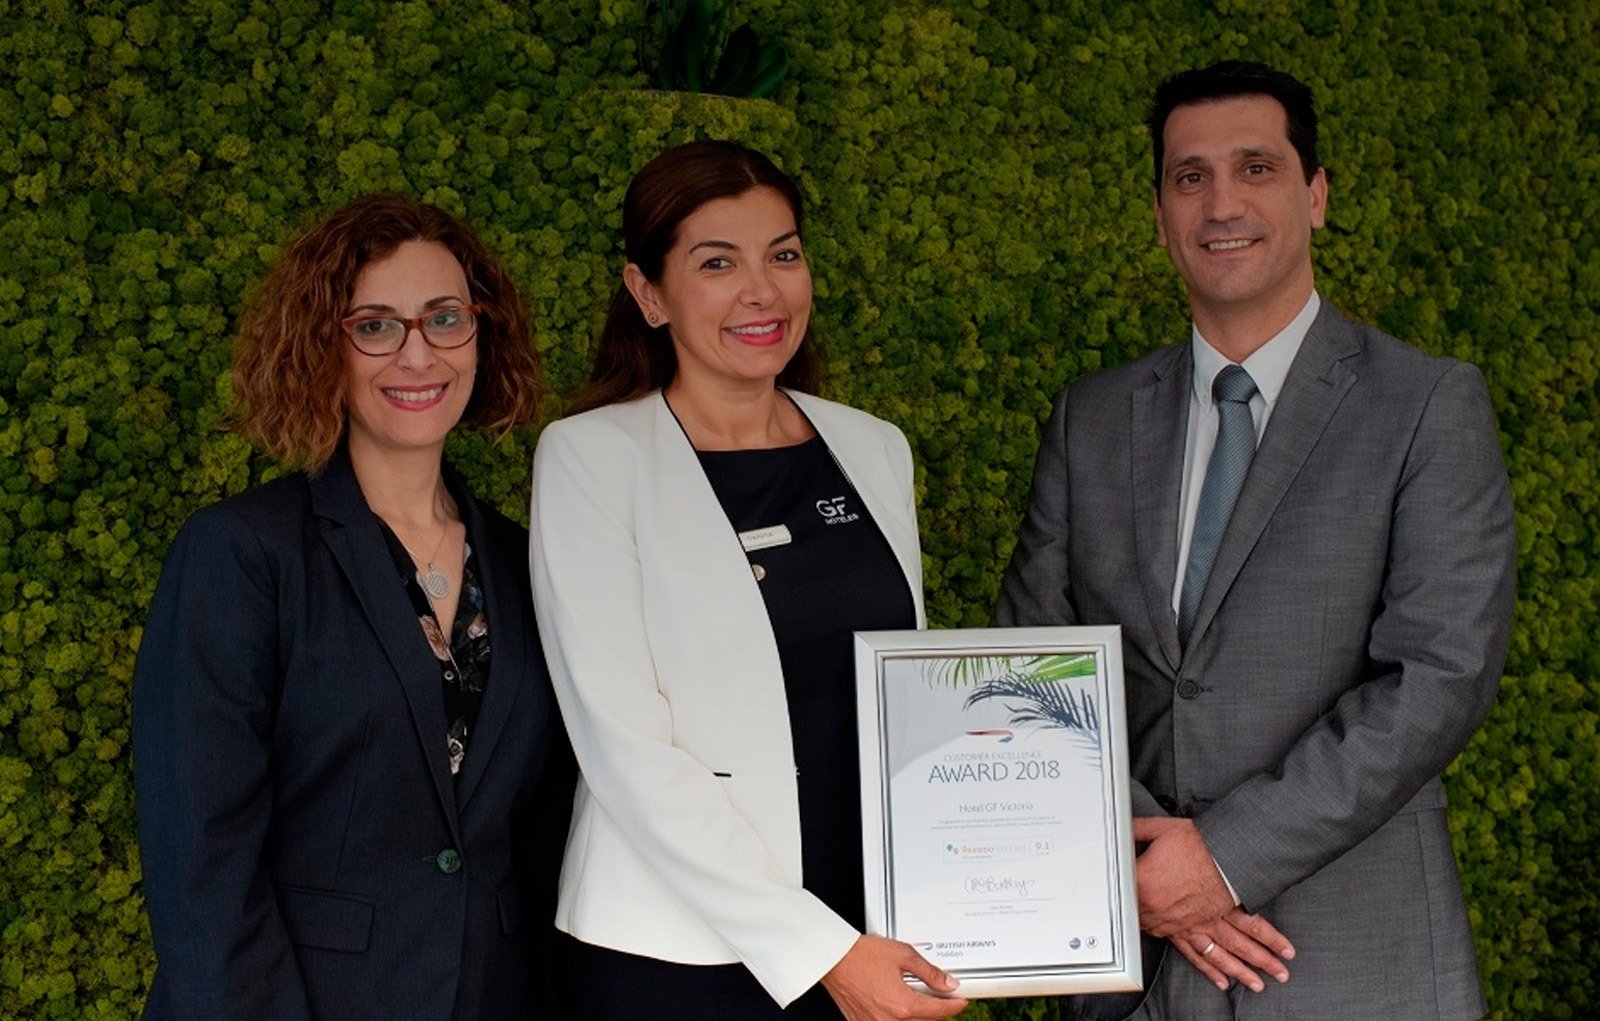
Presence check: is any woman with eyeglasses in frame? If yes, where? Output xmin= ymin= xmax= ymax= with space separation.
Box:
xmin=133 ymin=195 xmax=571 ymax=1020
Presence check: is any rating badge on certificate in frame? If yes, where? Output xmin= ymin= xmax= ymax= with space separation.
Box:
xmin=854 ymin=626 xmax=1141 ymax=999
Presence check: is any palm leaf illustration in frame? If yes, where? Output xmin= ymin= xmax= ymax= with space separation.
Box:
xmin=920 ymin=654 xmax=1024 ymax=688
xmin=921 ymin=651 xmax=1096 ymax=687
xmin=962 ymin=654 xmax=1102 ymax=763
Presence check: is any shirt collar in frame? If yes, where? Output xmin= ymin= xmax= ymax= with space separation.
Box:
xmin=1190 ymin=290 xmax=1321 ymax=409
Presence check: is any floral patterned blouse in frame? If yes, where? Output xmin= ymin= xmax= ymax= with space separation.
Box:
xmin=377 ymin=522 xmax=491 ymax=777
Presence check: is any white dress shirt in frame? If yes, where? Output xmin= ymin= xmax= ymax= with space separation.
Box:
xmin=1171 ymin=291 xmax=1321 ymax=613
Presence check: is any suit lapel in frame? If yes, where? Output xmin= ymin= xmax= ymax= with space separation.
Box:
xmin=310 ymin=451 xmax=462 ymax=843
xmin=1131 ymin=345 xmax=1190 ymax=675
xmin=645 ymin=394 xmax=798 ymax=768
xmin=1184 ymin=304 xmax=1362 ymax=654
xmin=453 ymin=485 xmax=532 ymax=811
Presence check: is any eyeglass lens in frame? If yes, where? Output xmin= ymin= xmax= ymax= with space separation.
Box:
xmin=347 ymin=308 xmax=476 ymax=352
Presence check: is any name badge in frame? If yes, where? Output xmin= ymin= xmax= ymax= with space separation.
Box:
xmin=738 ymin=524 xmax=792 ymax=552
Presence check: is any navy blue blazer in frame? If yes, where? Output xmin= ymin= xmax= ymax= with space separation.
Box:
xmin=133 ymin=449 xmax=571 ymax=1020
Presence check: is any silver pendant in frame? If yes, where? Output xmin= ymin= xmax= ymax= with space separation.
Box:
xmin=420 ymin=566 xmax=450 ymax=599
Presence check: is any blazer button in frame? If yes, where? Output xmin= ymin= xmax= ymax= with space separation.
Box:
xmin=1177 ymin=679 xmax=1200 ymax=700
xmin=1155 ymin=794 xmax=1178 ymax=814
xmin=436 ymin=849 xmax=462 ymax=874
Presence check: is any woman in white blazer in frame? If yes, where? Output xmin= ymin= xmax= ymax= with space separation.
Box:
xmin=530 ymin=142 xmax=966 ymax=1021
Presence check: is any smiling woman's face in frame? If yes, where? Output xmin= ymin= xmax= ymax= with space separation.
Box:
xmin=342 ymin=239 xmax=478 ymax=463
xmin=627 ymin=185 xmax=812 ymax=396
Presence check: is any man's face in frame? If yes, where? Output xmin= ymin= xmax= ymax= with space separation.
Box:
xmin=1154 ymin=95 xmax=1326 ymax=334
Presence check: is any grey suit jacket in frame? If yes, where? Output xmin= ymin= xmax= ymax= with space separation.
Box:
xmin=998 ymin=303 xmax=1514 ymax=1020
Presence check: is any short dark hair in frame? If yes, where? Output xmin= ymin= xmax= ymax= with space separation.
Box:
xmin=1147 ymin=61 xmax=1320 ymax=192
xmin=567 ymin=140 xmax=821 ymax=416
xmin=232 ymin=194 xmax=542 ymax=470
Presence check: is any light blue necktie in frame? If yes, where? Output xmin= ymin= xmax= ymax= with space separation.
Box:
xmin=1179 ymin=364 xmax=1259 ymax=646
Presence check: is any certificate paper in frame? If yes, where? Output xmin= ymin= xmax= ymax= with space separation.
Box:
xmin=855 ymin=626 xmax=1141 ymax=999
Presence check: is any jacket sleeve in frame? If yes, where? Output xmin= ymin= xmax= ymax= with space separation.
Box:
xmin=997 ymin=386 xmax=1167 ymax=819
xmin=132 ymin=506 xmax=313 ymax=1019
xmin=879 ymin=415 xmax=926 ymax=626
xmin=997 ymin=385 xmax=1079 ymax=631
xmin=1196 ymin=362 xmax=1516 ymax=909
xmin=528 ymin=421 xmax=859 ymax=1007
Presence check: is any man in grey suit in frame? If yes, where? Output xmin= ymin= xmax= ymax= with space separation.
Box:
xmin=998 ymin=61 xmax=1515 ymax=1019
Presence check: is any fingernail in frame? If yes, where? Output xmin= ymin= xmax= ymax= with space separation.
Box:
xmin=1275 ymin=970 xmax=1289 ymax=983
xmin=1215 ymin=980 xmax=1228 ymax=990
xmin=1250 ymin=981 xmax=1264 ymax=993
xmin=1281 ymin=946 xmax=1296 ymax=959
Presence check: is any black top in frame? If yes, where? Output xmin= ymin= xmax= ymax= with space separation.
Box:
xmin=696 ymin=435 xmax=916 ymax=929
xmin=377 ymin=522 xmax=491 ymax=780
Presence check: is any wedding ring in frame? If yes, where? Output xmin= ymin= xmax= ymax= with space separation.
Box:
xmin=1201 ymin=940 xmax=1217 ymax=956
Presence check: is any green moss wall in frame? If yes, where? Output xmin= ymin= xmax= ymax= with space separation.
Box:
xmin=2 ymin=1 xmax=1595 ymax=1017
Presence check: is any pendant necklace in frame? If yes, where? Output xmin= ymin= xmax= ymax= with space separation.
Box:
xmin=399 ymin=526 xmax=452 ymax=599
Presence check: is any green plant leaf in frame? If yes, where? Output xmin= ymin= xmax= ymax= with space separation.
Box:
xmin=743 ymin=41 xmax=788 ymax=100
xmin=709 ymin=25 xmax=757 ymax=97
xmin=680 ymin=0 xmax=715 ymax=93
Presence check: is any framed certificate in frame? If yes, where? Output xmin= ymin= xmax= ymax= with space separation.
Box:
xmin=854 ymin=626 xmax=1142 ymax=999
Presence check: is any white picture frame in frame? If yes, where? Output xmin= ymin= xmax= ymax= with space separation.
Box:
xmin=854 ymin=625 xmax=1142 ymax=999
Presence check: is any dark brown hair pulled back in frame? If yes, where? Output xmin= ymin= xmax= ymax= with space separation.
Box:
xmin=567 ymin=140 xmax=820 ymax=416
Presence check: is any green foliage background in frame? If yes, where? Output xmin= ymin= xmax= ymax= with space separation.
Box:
xmin=1 ymin=0 xmax=1594 ymax=1017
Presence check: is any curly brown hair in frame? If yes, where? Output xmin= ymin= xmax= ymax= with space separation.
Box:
xmin=231 ymin=194 xmax=543 ymax=470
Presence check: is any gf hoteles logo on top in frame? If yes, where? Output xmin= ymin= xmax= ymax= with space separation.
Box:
xmin=816 ymin=496 xmax=859 ymax=524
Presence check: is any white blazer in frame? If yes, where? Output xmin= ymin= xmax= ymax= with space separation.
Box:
xmin=529 ymin=390 xmax=925 ymax=1007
